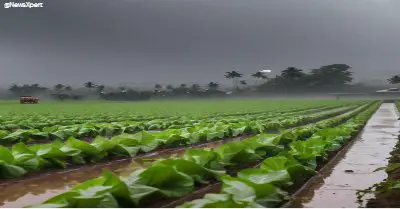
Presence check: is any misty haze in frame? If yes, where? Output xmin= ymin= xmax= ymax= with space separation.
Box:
xmin=1 ymin=1 xmax=400 ymax=208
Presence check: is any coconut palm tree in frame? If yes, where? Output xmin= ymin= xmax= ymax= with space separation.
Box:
xmin=224 ymin=70 xmax=242 ymax=90
xmin=388 ymin=75 xmax=400 ymax=85
xmin=83 ymin=81 xmax=98 ymax=96
xmin=83 ymin=81 xmax=97 ymax=89
xmin=251 ymin=71 xmax=268 ymax=85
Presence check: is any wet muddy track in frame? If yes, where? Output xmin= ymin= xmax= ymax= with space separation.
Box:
xmin=365 ymin=140 xmax=400 ymax=208
xmin=0 ymin=135 xmax=247 ymax=207
xmin=284 ymin=103 xmax=400 ymax=208
xmin=0 ymin=104 xmax=367 ymax=208
xmin=365 ymin=103 xmax=400 ymax=208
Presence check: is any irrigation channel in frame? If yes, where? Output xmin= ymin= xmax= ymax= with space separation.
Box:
xmin=1 ymin=102 xmax=398 ymax=208
xmin=285 ymin=103 xmax=400 ymax=208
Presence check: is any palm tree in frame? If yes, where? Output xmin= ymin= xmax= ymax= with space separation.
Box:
xmin=65 ymin=86 xmax=72 ymax=91
xmin=240 ymin=80 xmax=247 ymax=85
xmin=388 ymin=75 xmax=400 ymax=85
xmin=281 ymin=67 xmax=305 ymax=80
xmin=83 ymin=81 xmax=98 ymax=95
xmin=83 ymin=81 xmax=97 ymax=89
xmin=224 ymin=70 xmax=242 ymax=90
xmin=251 ymin=71 xmax=268 ymax=85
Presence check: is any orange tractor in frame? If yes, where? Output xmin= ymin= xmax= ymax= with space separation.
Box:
xmin=20 ymin=96 xmax=39 ymax=104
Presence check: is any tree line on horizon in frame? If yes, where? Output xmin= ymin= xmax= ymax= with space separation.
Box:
xmin=6 ymin=64 xmax=400 ymax=101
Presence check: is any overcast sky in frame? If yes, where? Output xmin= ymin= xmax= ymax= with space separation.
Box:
xmin=1 ymin=0 xmax=400 ymax=87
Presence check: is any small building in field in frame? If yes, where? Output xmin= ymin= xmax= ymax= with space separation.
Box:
xmin=372 ymin=88 xmax=400 ymax=101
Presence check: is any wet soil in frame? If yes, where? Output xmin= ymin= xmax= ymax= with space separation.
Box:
xmin=366 ymin=137 xmax=400 ymax=207
xmin=0 ymin=136 xmax=244 ymax=208
xmin=285 ymin=103 xmax=400 ymax=208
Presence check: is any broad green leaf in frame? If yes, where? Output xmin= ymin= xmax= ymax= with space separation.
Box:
xmin=220 ymin=175 xmax=257 ymax=204
xmin=0 ymin=162 xmax=27 ymax=178
xmin=132 ymin=164 xmax=194 ymax=198
xmin=238 ymin=168 xmax=291 ymax=186
xmin=0 ymin=146 xmax=14 ymax=163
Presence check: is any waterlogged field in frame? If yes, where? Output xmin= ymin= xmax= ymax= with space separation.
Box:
xmin=0 ymin=99 xmax=384 ymax=207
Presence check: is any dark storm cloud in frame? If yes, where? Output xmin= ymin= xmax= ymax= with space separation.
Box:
xmin=1 ymin=0 xmax=400 ymax=87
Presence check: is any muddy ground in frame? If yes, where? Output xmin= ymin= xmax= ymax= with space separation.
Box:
xmin=366 ymin=137 xmax=400 ymax=208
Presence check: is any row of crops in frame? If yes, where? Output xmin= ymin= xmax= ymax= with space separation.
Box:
xmin=0 ymin=103 xmax=363 ymax=179
xmin=0 ymin=100 xmax=381 ymax=208
xmin=0 ymin=100 xmax=356 ymax=131
xmin=0 ymin=104 xmax=354 ymax=145
xmin=0 ymin=100 xmax=375 ymax=208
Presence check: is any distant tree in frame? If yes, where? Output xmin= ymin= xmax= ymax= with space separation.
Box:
xmin=208 ymin=82 xmax=220 ymax=91
xmin=251 ymin=71 xmax=268 ymax=85
xmin=8 ymin=84 xmax=20 ymax=95
xmin=83 ymin=81 xmax=98 ymax=96
xmin=54 ymin=84 xmax=64 ymax=91
xmin=155 ymin=84 xmax=162 ymax=89
xmin=309 ymin=64 xmax=353 ymax=86
xmin=189 ymin=84 xmax=202 ymax=95
xmin=224 ymin=70 xmax=242 ymax=90
xmin=166 ymin=84 xmax=174 ymax=91
xmin=388 ymin=75 xmax=400 ymax=85
xmin=154 ymin=84 xmax=163 ymax=94
xmin=83 ymin=81 xmax=97 ymax=89
xmin=118 ymin=86 xmax=127 ymax=93
xmin=65 ymin=86 xmax=72 ymax=91
xmin=8 ymin=84 xmax=47 ymax=96
xmin=190 ymin=84 xmax=200 ymax=91
xmin=239 ymin=80 xmax=247 ymax=86
xmin=171 ymin=84 xmax=189 ymax=96
xmin=281 ymin=67 xmax=305 ymax=80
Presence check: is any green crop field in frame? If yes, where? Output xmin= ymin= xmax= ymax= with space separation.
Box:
xmin=0 ymin=99 xmax=360 ymax=115
xmin=0 ymin=99 xmax=381 ymax=208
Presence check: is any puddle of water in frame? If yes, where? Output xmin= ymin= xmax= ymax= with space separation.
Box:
xmin=287 ymin=103 xmax=400 ymax=208
xmin=0 ymin=139 xmax=230 ymax=208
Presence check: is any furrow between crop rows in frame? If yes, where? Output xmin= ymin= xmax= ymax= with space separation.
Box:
xmin=20 ymin=102 xmax=378 ymax=208
xmin=0 ymin=103 xmax=370 ymax=207
xmin=0 ymin=103 xmax=363 ymax=183
xmin=0 ymin=103 xmax=354 ymax=146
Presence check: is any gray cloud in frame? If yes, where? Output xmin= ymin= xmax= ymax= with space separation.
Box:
xmin=1 ymin=0 xmax=399 ymax=87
